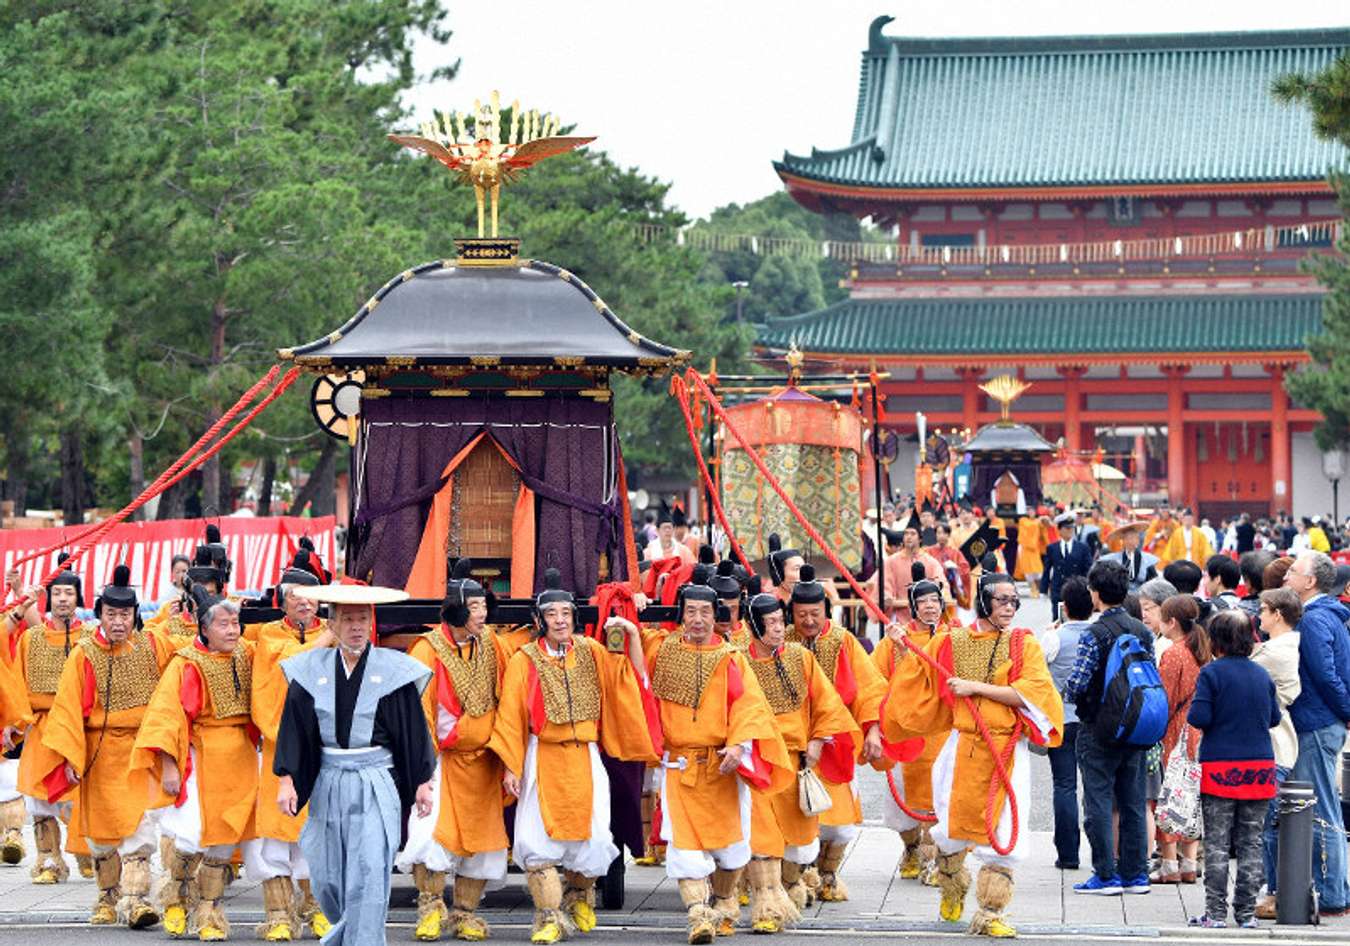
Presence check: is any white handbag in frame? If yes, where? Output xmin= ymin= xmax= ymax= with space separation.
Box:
xmin=1156 ymin=724 xmax=1203 ymax=839
xmin=798 ymin=766 xmax=833 ymax=816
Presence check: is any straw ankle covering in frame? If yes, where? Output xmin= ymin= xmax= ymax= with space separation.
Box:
xmin=968 ymin=865 xmax=1015 ymax=936
xmin=192 ymin=860 xmax=231 ymax=939
xmin=526 ymin=866 xmax=565 ymax=937
xmin=31 ymin=815 xmax=68 ymax=882
xmin=711 ymin=867 xmax=743 ymax=933
xmin=817 ymin=842 xmax=849 ymax=901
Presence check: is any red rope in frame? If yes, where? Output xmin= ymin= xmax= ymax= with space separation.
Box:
xmin=669 ymin=374 xmax=751 ymax=572
xmin=678 ymin=367 xmax=1021 ymax=855
xmin=10 ymin=367 xmax=300 ymax=604
xmin=12 ymin=365 xmax=285 ymax=570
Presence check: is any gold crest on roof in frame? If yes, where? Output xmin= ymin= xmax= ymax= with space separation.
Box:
xmin=979 ymin=374 xmax=1032 ymax=422
xmin=389 ymin=90 xmax=595 ymax=238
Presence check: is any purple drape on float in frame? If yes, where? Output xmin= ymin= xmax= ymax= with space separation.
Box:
xmin=349 ymin=395 xmax=625 ymax=596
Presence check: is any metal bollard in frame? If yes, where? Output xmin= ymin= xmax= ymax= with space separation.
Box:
xmin=1276 ymin=780 xmax=1317 ymax=925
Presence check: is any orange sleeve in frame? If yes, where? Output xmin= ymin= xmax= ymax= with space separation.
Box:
xmin=804 ymin=651 xmax=862 ymax=745
xmin=724 ymin=652 xmax=795 ymax=796
xmin=39 ymin=650 xmax=90 ymax=776
xmin=486 ymin=651 xmax=532 ymax=779
xmin=592 ymin=639 xmax=661 ymax=764
xmin=1007 ymin=633 xmax=1064 ymax=748
xmin=130 ymin=658 xmax=191 ymax=777
xmin=881 ymin=631 xmax=953 ymax=744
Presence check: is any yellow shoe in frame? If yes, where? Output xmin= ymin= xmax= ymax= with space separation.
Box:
xmin=688 ymin=920 xmax=716 ymax=945
xmin=455 ymin=918 xmax=488 ymax=942
xmin=634 ymin=855 xmax=659 ymax=867
xmin=263 ymin=921 xmax=293 ymax=942
xmin=715 ymin=917 xmax=735 ymax=937
xmin=1 ymin=837 xmax=23 ymax=865
xmin=898 ymin=851 xmax=920 ymax=881
xmin=738 ymin=892 xmax=749 ymax=907
xmin=309 ymin=912 xmax=332 ymax=938
xmin=90 ymin=901 xmax=118 ymax=925
xmin=199 ymin=925 xmax=227 ymax=942
xmin=531 ymin=921 xmax=563 ymax=945
xmin=127 ymin=902 xmax=160 ymax=930
xmin=415 ymin=910 xmax=443 ymax=941
xmin=939 ymin=891 xmax=964 ymax=923
xmin=571 ymin=900 xmax=597 ymax=933
xmin=33 ymin=867 xmax=60 ymax=885
xmin=751 ymin=919 xmax=779 ymax=934
xmin=982 ymin=919 xmax=1017 ymax=938
xmin=164 ymin=905 xmax=189 ymax=937
xmin=77 ymin=855 xmax=95 ymax=879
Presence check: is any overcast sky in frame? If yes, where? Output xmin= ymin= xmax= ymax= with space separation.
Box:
xmin=404 ymin=1 xmax=1348 ymax=220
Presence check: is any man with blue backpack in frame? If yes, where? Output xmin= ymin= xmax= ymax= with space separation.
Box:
xmin=1064 ymin=560 xmax=1169 ymax=896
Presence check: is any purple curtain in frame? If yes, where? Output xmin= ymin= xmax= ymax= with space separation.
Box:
xmin=965 ymin=460 xmax=1044 ymax=511
xmin=350 ymin=395 xmax=625 ymax=596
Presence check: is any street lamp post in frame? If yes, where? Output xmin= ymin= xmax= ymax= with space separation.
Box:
xmin=1322 ymin=448 xmax=1345 ymax=523
xmin=732 ymin=280 xmax=749 ymax=321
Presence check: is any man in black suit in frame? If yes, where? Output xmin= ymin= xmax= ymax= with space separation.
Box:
xmin=1041 ymin=512 xmax=1094 ymax=619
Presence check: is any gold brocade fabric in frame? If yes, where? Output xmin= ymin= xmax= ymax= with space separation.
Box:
xmin=790 ymin=625 xmax=844 ymax=683
xmin=26 ymin=623 xmax=87 ymax=695
xmin=948 ymin=627 xmax=1011 ymax=684
xmin=651 ymin=635 xmax=736 ymax=710
xmin=424 ymin=629 xmax=498 ymax=718
xmin=748 ymin=644 xmax=806 ymax=715
xmin=161 ymin=613 xmax=198 ymax=642
xmin=522 ymin=640 xmax=601 ymax=725
xmin=79 ymin=633 xmax=160 ymax=712
xmin=176 ymin=644 xmax=252 ymax=719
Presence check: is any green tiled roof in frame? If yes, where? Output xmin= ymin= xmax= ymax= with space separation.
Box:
xmin=755 ymin=293 xmax=1324 ymax=356
xmin=776 ymin=19 xmax=1349 ymax=191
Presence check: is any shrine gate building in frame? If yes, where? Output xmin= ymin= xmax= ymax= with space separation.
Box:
xmin=759 ymin=18 xmax=1348 ymax=520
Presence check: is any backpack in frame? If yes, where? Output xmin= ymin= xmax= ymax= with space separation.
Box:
xmin=1092 ymin=623 xmax=1169 ymax=748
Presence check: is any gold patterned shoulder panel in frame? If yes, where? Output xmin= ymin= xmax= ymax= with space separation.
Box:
xmin=78 ymin=633 xmax=160 ymax=712
xmin=650 ymin=635 xmax=737 ymax=710
xmin=748 ymin=643 xmax=806 ymax=715
xmin=175 ymin=644 xmax=253 ymax=719
xmin=947 ymin=627 xmax=1012 ymax=684
xmin=424 ymin=628 xmax=498 ymax=718
xmin=521 ymin=638 xmax=601 ymax=725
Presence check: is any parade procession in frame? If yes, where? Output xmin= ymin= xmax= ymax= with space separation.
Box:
xmin=3 ymin=6 xmax=1350 ymax=946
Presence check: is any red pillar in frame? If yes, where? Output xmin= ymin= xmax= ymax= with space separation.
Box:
xmin=1269 ymin=364 xmax=1291 ymax=512
xmin=1058 ymin=365 xmax=1086 ymax=452
xmin=1164 ymin=365 xmax=1189 ymax=505
xmin=957 ymin=366 xmax=983 ymax=436
xmin=1133 ymin=434 xmax=1148 ymax=494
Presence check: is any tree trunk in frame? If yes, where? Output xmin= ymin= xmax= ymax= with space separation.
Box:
xmin=289 ymin=440 xmax=337 ymax=517
xmin=128 ymin=432 xmax=146 ymax=521
xmin=60 ymin=428 xmax=85 ymax=526
xmin=257 ymin=454 xmax=277 ymax=517
xmin=156 ymin=480 xmax=188 ymax=521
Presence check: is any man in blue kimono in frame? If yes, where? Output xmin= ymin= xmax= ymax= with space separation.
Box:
xmin=275 ymin=583 xmax=436 ymax=946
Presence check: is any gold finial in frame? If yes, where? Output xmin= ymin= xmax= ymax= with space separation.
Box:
xmin=979 ymin=374 xmax=1032 ymax=422
xmin=390 ymin=91 xmax=596 ymax=238
xmin=784 ymin=342 xmax=805 ymax=384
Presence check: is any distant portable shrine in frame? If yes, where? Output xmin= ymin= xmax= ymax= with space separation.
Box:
xmin=760 ymin=17 xmax=1349 ymax=520
xmin=281 ymin=97 xmax=688 ymax=597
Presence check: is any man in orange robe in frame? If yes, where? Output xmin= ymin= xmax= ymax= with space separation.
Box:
xmin=42 ymin=566 xmax=175 ymax=927
xmin=1 ymin=565 xmax=92 ymax=882
xmin=132 ymin=591 xmax=260 ymax=941
xmin=785 ymin=566 xmax=888 ymax=904
xmin=1162 ymin=507 xmax=1214 ymax=567
xmin=247 ymin=565 xmax=333 ymax=940
xmin=489 ymin=570 xmax=662 ymax=945
xmin=883 ymin=572 xmax=1064 ymax=938
xmin=743 ymin=591 xmax=859 ymax=932
xmin=641 ymin=582 xmax=793 ymax=944
xmin=873 ymin=567 xmax=949 ymax=886
xmin=0 ymin=625 xmax=34 ymax=865
xmin=1014 ymin=513 xmax=1045 ymax=598
xmin=1144 ymin=505 xmax=1178 ymax=566
xmin=398 ymin=562 xmax=511 ymax=942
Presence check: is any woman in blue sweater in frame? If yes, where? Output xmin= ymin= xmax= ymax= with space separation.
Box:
xmin=1186 ymin=611 xmax=1283 ymax=928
